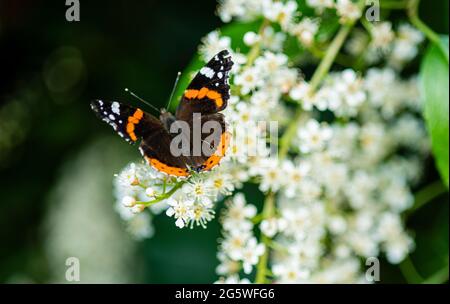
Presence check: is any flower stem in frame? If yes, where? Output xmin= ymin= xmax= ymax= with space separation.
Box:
xmin=309 ymin=23 xmax=355 ymax=91
xmin=399 ymin=256 xmax=423 ymax=283
xmin=422 ymin=258 xmax=449 ymax=284
xmin=279 ymin=109 xmax=302 ymax=159
xmin=245 ymin=19 xmax=270 ymax=68
xmin=255 ymin=191 xmax=275 ymax=284
xmin=380 ymin=0 xmax=408 ymax=9
xmin=138 ymin=180 xmax=186 ymax=207
xmin=405 ymin=180 xmax=447 ymax=217
xmin=407 ymin=0 xmax=449 ymax=63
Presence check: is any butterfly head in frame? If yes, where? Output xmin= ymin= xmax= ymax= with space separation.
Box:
xmin=159 ymin=109 xmax=176 ymax=131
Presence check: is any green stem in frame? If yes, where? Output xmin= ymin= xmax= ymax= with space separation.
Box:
xmin=303 ymin=43 xmax=356 ymax=68
xmin=309 ymin=23 xmax=355 ymax=91
xmin=405 ymin=180 xmax=447 ymax=217
xmin=255 ymin=192 xmax=275 ymax=284
xmin=278 ymin=109 xmax=302 ymax=159
xmin=422 ymin=259 xmax=449 ymax=284
xmin=399 ymin=256 xmax=423 ymax=283
xmin=408 ymin=0 xmax=449 ymax=63
xmin=251 ymin=213 xmax=264 ymax=224
xmin=245 ymin=19 xmax=270 ymax=68
xmin=380 ymin=0 xmax=408 ymax=9
xmin=137 ymin=180 xmax=186 ymax=207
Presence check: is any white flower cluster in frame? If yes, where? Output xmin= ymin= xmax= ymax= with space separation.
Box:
xmin=211 ymin=0 xmax=428 ymax=284
xmin=347 ymin=21 xmax=424 ymax=68
xmin=218 ymin=0 xmax=362 ymax=27
xmin=114 ymin=162 xmax=238 ymax=234
xmin=112 ymin=0 xmax=430 ymax=284
xmin=216 ymin=194 xmax=265 ymax=279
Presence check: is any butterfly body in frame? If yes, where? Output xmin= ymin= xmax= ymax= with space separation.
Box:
xmin=91 ymin=50 xmax=233 ymax=177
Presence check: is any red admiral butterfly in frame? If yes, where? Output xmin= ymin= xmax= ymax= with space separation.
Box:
xmin=91 ymin=50 xmax=233 ymax=177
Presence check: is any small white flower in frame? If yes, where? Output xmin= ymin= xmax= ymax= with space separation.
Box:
xmin=121 ymin=195 xmax=136 ymax=207
xmin=335 ymin=69 xmax=366 ymax=109
xmin=370 ymin=22 xmax=395 ymax=50
xmin=306 ymin=0 xmax=334 ymax=13
xmin=166 ymin=196 xmax=195 ymax=228
xmin=257 ymin=158 xmax=285 ymax=192
xmin=183 ymin=177 xmax=215 ymax=205
xmin=240 ymin=237 xmax=265 ymax=274
xmin=346 ymin=29 xmax=369 ymax=56
xmin=336 ymin=0 xmax=362 ymax=23
xmin=215 ymin=274 xmax=251 ymax=284
xmin=216 ymin=252 xmax=240 ymax=276
xmin=280 ymin=206 xmax=312 ymax=240
xmin=260 ymin=26 xmax=286 ymax=51
xmin=222 ymin=229 xmax=253 ymax=260
xmin=243 ymin=31 xmax=260 ymax=46
xmin=115 ymin=163 xmax=139 ymax=186
xmin=188 ymin=201 xmax=215 ymax=228
xmin=289 ymin=18 xmax=319 ymax=46
xmin=208 ymin=171 xmax=235 ymax=197
xmin=234 ymin=67 xmax=264 ymax=95
xmin=289 ymin=80 xmax=310 ymax=102
xmin=126 ymin=212 xmax=154 ymax=240
xmin=222 ymin=193 xmax=256 ymax=232
xmin=199 ymin=31 xmax=231 ymax=61
xmin=130 ymin=204 xmax=145 ymax=214
xmin=254 ymin=51 xmax=288 ymax=74
xmin=281 ymin=160 xmax=312 ymax=198
xmin=263 ymin=0 xmax=298 ymax=30
xmin=298 ymin=119 xmax=332 ymax=153
xmin=272 ymin=259 xmax=310 ymax=283
xmin=145 ymin=187 xmax=156 ymax=197
xmin=260 ymin=218 xmax=279 ymax=237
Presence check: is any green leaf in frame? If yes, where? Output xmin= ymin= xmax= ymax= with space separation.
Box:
xmin=420 ymin=36 xmax=449 ymax=188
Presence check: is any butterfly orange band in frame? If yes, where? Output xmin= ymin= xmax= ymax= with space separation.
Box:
xmin=126 ymin=108 xmax=144 ymax=141
xmin=184 ymin=88 xmax=224 ymax=108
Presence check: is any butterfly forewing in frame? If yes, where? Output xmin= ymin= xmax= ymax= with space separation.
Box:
xmin=175 ymin=50 xmax=233 ymax=122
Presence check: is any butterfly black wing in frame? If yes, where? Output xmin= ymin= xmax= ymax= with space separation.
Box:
xmin=90 ymin=100 xmax=190 ymax=176
xmin=175 ymin=50 xmax=233 ymax=122
xmin=173 ymin=50 xmax=233 ymax=171
xmin=90 ymin=99 xmax=161 ymax=143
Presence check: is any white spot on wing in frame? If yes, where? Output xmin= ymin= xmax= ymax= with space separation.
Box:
xmin=200 ymin=67 xmax=215 ymax=79
xmin=217 ymin=72 xmax=223 ymax=79
xmin=111 ymin=102 xmax=120 ymax=114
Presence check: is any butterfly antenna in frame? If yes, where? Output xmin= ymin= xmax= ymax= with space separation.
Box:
xmin=124 ymin=88 xmax=160 ymax=113
xmin=166 ymin=71 xmax=182 ymax=111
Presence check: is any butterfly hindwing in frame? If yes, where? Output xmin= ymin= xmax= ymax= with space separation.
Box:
xmin=175 ymin=50 xmax=233 ymax=122
xmin=187 ymin=113 xmax=229 ymax=171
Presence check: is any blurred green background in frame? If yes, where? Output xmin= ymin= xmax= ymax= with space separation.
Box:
xmin=0 ymin=0 xmax=448 ymax=283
